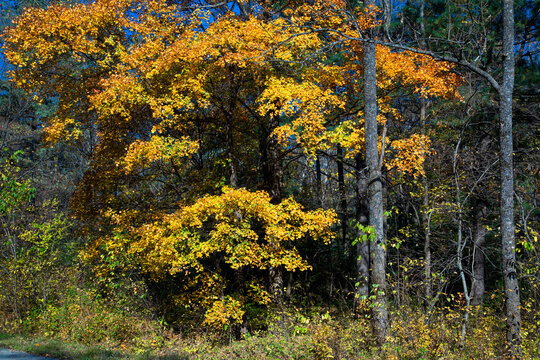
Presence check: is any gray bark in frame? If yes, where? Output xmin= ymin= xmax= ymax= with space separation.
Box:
xmin=355 ymin=155 xmax=369 ymax=301
xmin=363 ymin=0 xmax=388 ymax=344
xmin=453 ymin=138 xmax=471 ymax=348
xmin=381 ymin=0 xmax=392 ymax=40
xmin=471 ymin=201 xmax=487 ymax=306
xmin=226 ymin=120 xmax=238 ymax=189
xmin=419 ymin=64 xmax=430 ymax=306
xmin=337 ymin=145 xmax=348 ymax=256
xmin=316 ymin=154 xmax=322 ymax=207
xmin=261 ymin=115 xmax=284 ymax=304
xmin=501 ymin=0 xmax=522 ymax=356
xmin=419 ymin=0 xmax=432 ymax=307
xmin=421 ymin=128 xmax=432 ymax=305
xmin=261 ymin=115 xmax=282 ymax=204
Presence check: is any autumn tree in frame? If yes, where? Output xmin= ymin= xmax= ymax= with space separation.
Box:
xmin=2 ymin=0 xmax=340 ymax=327
xmin=362 ymin=0 xmax=387 ymax=343
xmin=3 ymin=0 xmax=462 ymax=339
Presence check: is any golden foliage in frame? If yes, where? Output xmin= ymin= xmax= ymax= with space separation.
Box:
xmin=83 ymin=187 xmax=337 ymax=327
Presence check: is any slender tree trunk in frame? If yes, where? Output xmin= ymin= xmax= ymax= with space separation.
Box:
xmin=261 ymin=115 xmax=282 ymax=204
xmin=422 ymin=179 xmax=432 ymax=303
xmin=500 ymin=0 xmax=522 ymax=356
xmin=261 ymin=115 xmax=284 ymax=304
xmin=420 ymin=100 xmax=432 ymax=308
xmin=337 ymin=145 xmax=348 ymax=256
xmin=355 ymin=155 xmax=369 ymax=302
xmin=226 ymin=118 xmax=248 ymax=335
xmin=226 ymin=120 xmax=238 ymax=189
xmin=316 ymin=153 xmax=323 ymax=207
xmin=453 ymin=139 xmax=471 ymax=348
xmin=456 ymin=204 xmax=471 ymax=349
xmin=471 ymin=201 xmax=487 ymax=306
xmin=381 ymin=0 xmax=392 ymax=40
xmin=419 ymin=0 xmax=432 ymax=308
xmin=363 ymin=0 xmax=387 ymax=344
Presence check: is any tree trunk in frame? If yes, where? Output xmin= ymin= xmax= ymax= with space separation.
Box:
xmin=418 ymin=0 xmax=432 ymax=310
xmin=261 ymin=115 xmax=282 ymax=204
xmin=226 ymin=120 xmax=238 ymax=189
xmin=420 ymin=100 xmax=432 ymax=308
xmin=381 ymin=0 xmax=392 ymax=40
xmin=355 ymin=155 xmax=369 ymax=302
xmin=363 ymin=0 xmax=388 ymax=344
xmin=453 ymin=139 xmax=471 ymax=348
xmin=500 ymin=0 xmax=522 ymax=356
xmin=316 ymin=153 xmax=323 ymax=207
xmin=471 ymin=201 xmax=487 ymax=306
xmin=260 ymin=115 xmax=284 ymax=304
xmin=337 ymin=145 xmax=348 ymax=257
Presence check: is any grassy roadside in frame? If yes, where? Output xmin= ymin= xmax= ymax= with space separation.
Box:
xmin=0 ymin=332 xmax=318 ymax=360
xmin=0 ymin=333 xmax=188 ymax=360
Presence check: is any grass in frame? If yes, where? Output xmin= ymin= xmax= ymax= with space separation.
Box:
xmin=0 ymin=333 xmax=189 ymax=360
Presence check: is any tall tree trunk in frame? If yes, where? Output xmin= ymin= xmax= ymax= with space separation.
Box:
xmin=337 ymin=145 xmax=348 ymax=256
xmin=500 ymin=0 xmax=522 ymax=356
xmin=226 ymin=118 xmax=248 ymax=335
xmin=420 ymin=100 xmax=432 ymax=307
xmin=316 ymin=153 xmax=323 ymax=207
xmin=226 ymin=120 xmax=238 ymax=189
xmin=471 ymin=201 xmax=487 ymax=306
xmin=355 ymin=155 xmax=369 ymax=302
xmin=381 ymin=0 xmax=392 ymax=40
xmin=261 ymin=115 xmax=282 ymax=204
xmin=419 ymin=0 xmax=432 ymax=308
xmin=453 ymin=138 xmax=471 ymax=348
xmin=363 ymin=0 xmax=388 ymax=344
xmin=261 ymin=115 xmax=284 ymax=304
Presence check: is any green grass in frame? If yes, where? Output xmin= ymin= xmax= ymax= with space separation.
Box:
xmin=0 ymin=333 xmax=189 ymax=360
xmin=0 ymin=331 xmax=320 ymax=360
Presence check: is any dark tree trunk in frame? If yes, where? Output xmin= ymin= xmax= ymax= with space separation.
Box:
xmin=471 ymin=201 xmax=487 ymax=306
xmin=355 ymin=155 xmax=369 ymax=302
xmin=363 ymin=0 xmax=388 ymax=344
xmin=260 ymin=115 xmax=282 ymax=204
xmin=419 ymin=0 xmax=432 ymax=309
xmin=226 ymin=120 xmax=238 ymax=189
xmin=337 ymin=145 xmax=348 ymax=256
xmin=500 ymin=0 xmax=522 ymax=356
xmin=316 ymin=153 xmax=322 ymax=207
xmin=226 ymin=118 xmax=248 ymax=334
xmin=420 ymin=100 xmax=432 ymax=307
xmin=260 ymin=115 xmax=284 ymax=304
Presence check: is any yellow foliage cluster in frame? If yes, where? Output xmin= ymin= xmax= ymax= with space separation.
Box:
xmin=123 ymin=136 xmax=199 ymax=173
xmin=83 ymin=187 xmax=337 ymax=327
xmin=387 ymin=134 xmax=434 ymax=177
xmin=203 ymin=296 xmax=245 ymax=329
xmin=376 ymin=46 xmax=462 ymax=100
xmin=129 ymin=187 xmax=336 ymax=274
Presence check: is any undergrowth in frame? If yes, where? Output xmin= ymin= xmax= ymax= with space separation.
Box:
xmin=1 ymin=290 xmax=539 ymax=360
